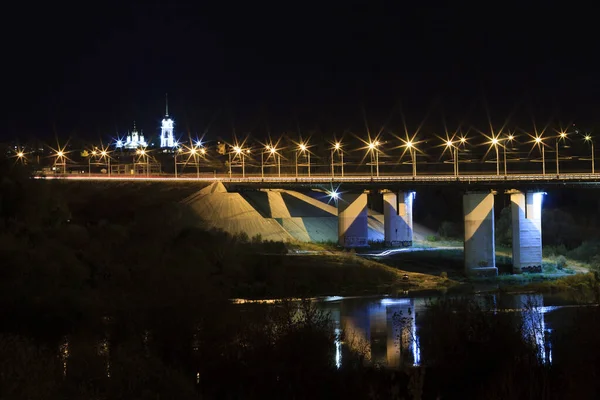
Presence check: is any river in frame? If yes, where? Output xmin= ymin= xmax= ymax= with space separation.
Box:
xmin=292 ymin=292 xmax=593 ymax=369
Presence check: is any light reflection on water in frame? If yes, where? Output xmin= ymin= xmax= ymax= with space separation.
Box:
xmin=317 ymin=293 xmax=561 ymax=369
xmin=56 ymin=294 xmax=573 ymax=377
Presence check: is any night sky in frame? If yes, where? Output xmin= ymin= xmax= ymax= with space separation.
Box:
xmin=4 ymin=2 xmax=599 ymax=142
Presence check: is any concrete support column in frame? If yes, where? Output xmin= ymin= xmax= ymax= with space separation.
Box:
xmin=398 ymin=191 xmax=414 ymax=246
xmin=463 ymin=191 xmax=497 ymax=276
xmin=338 ymin=191 xmax=369 ymax=247
xmin=510 ymin=191 xmax=543 ymax=273
xmin=382 ymin=190 xmax=415 ymax=247
xmin=382 ymin=190 xmax=399 ymax=245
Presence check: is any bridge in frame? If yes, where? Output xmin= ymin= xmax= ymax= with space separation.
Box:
xmin=37 ymin=171 xmax=600 ymax=278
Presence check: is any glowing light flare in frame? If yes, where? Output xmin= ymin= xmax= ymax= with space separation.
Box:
xmin=585 ymin=135 xmax=593 ymax=142
xmin=508 ymin=135 xmax=514 ymax=141
xmin=491 ymin=138 xmax=499 ymax=145
xmin=334 ymin=142 xmax=341 ymax=150
xmin=299 ymin=143 xmax=307 ymax=152
xmin=17 ymin=151 xmax=24 ymax=158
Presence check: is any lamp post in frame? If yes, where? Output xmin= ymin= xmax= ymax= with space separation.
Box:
xmin=445 ymin=140 xmax=457 ymax=176
xmin=55 ymin=150 xmax=66 ymax=174
xmin=262 ymin=145 xmax=280 ymax=178
xmin=89 ymin=149 xmax=97 ymax=175
xmin=296 ymin=143 xmax=310 ymax=177
xmin=174 ymin=147 xmax=183 ymax=178
xmin=535 ymin=137 xmax=545 ymax=175
xmin=404 ymin=141 xmax=416 ymax=177
xmin=368 ymin=141 xmax=380 ymax=177
xmin=504 ymin=134 xmax=514 ymax=176
xmin=100 ymin=150 xmax=110 ymax=176
xmin=331 ymin=142 xmax=343 ymax=177
xmin=189 ymin=147 xmax=200 ymax=178
xmin=584 ymin=135 xmax=595 ymax=174
xmin=555 ymin=131 xmax=567 ymax=175
xmin=457 ymin=136 xmax=467 ymax=175
xmin=490 ymin=138 xmax=500 ymax=176
xmin=232 ymin=146 xmax=248 ymax=178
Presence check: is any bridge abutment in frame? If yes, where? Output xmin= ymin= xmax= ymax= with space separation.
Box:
xmin=463 ymin=191 xmax=497 ymax=276
xmin=510 ymin=191 xmax=544 ymax=273
xmin=338 ymin=191 xmax=369 ymax=247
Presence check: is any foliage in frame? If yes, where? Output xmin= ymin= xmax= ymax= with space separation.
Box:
xmin=437 ymin=220 xmax=461 ymax=239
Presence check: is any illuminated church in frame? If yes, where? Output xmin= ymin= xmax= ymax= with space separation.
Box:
xmin=160 ymin=94 xmax=176 ymax=148
xmin=116 ymin=122 xmax=147 ymax=149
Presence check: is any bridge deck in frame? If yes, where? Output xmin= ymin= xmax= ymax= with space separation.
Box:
xmin=35 ymin=173 xmax=600 ymax=189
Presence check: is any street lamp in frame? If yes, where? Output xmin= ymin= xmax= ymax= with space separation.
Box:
xmin=16 ymin=151 xmax=25 ymax=164
xmin=174 ymin=147 xmax=183 ymax=178
xmin=504 ymin=134 xmax=515 ymax=176
xmin=230 ymin=145 xmax=248 ymax=178
xmin=490 ymin=137 xmax=500 ymax=176
xmin=189 ymin=147 xmax=200 ymax=178
xmin=535 ymin=136 xmax=545 ymax=175
xmin=404 ymin=141 xmax=416 ymax=177
xmin=89 ymin=149 xmax=98 ymax=175
xmin=262 ymin=145 xmax=281 ymax=178
xmin=296 ymin=143 xmax=310 ymax=177
xmin=367 ymin=141 xmax=380 ymax=177
xmin=584 ymin=135 xmax=595 ymax=174
xmin=100 ymin=150 xmax=111 ymax=176
xmin=55 ymin=150 xmax=66 ymax=174
xmin=556 ymin=131 xmax=567 ymax=175
xmin=444 ymin=139 xmax=457 ymax=176
xmin=331 ymin=142 xmax=344 ymax=177
xmin=136 ymin=148 xmax=149 ymax=176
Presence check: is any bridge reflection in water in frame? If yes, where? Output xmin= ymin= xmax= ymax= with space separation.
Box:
xmin=319 ymin=294 xmax=554 ymax=369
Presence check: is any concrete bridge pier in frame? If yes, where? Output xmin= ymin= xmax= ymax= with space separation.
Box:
xmin=382 ymin=190 xmax=415 ymax=246
xmin=463 ymin=191 xmax=497 ymax=276
xmin=510 ymin=191 xmax=544 ymax=273
xmin=338 ymin=191 xmax=369 ymax=247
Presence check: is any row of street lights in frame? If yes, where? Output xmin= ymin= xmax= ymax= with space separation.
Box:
xmin=13 ymin=130 xmax=596 ymax=177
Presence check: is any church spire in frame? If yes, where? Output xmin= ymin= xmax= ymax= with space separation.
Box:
xmin=165 ymin=93 xmax=169 ymax=117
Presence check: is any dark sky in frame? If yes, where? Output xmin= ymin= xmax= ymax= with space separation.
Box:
xmin=4 ymin=1 xmax=599 ymax=142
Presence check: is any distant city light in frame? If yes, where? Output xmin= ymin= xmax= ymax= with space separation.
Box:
xmin=17 ymin=151 xmax=24 ymax=158
xmin=535 ymin=137 xmax=543 ymax=144
xmin=508 ymin=135 xmax=514 ymax=141
xmin=299 ymin=143 xmax=307 ymax=151
xmin=334 ymin=142 xmax=341 ymax=150
xmin=446 ymin=140 xmax=453 ymax=147
xmin=491 ymin=138 xmax=499 ymax=145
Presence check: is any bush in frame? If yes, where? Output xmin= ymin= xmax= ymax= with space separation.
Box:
xmin=426 ymin=235 xmax=438 ymax=242
xmin=438 ymin=221 xmax=461 ymax=239
xmin=440 ymin=271 xmax=448 ymax=279
xmin=568 ymin=240 xmax=600 ymax=262
xmin=556 ymin=255 xmax=568 ymax=269
xmin=543 ymin=244 xmax=568 ymax=257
